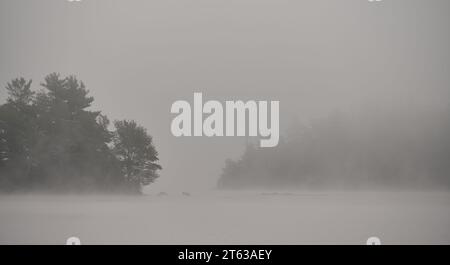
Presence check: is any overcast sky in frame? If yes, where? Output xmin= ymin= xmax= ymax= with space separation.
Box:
xmin=1 ymin=0 xmax=449 ymax=192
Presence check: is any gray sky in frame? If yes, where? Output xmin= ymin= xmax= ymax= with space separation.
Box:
xmin=1 ymin=0 xmax=449 ymax=192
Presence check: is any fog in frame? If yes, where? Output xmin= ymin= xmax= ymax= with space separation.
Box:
xmin=1 ymin=0 xmax=450 ymax=244
xmin=0 ymin=192 xmax=449 ymax=244
xmin=1 ymin=0 xmax=449 ymax=191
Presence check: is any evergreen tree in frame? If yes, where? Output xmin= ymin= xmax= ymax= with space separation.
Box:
xmin=0 ymin=73 xmax=162 ymax=193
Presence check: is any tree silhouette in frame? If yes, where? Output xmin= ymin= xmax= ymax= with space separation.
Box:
xmin=219 ymin=110 xmax=450 ymax=190
xmin=113 ymin=120 xmax=162 ymax=193
xmin=0 ymin=73 xmax=162 ymax=193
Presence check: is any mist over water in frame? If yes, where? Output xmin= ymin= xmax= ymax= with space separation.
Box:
xmin=1 ymin=0 xmax=450 ymax=245
xmin=0 ymin=191 xmax=449 ymax=245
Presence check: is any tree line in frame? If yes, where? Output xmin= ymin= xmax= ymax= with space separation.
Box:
xmin=0 ymin=73 xmax=161 ymax=193
xmin=218 ymin=107 xmax=450 ymax=190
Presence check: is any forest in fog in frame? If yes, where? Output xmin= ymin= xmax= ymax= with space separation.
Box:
xmin=219 ymin=106 xmax=450 ymax=190
xmin=2 ymin=74 xmax=450 ymax=193
xmin=0 ymin=74 xmax=161 ymax=193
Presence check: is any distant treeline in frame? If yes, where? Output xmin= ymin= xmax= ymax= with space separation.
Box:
xmin=219 ymin=107 xmax=450 ymax=189
xmin=0 ymin=73 xmax=161 ymax=193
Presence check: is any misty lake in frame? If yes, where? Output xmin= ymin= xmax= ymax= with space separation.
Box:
xmin=0 ymin=191 xmax=449 ymax=245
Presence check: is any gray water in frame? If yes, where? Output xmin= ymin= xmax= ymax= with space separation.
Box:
xmin=0 ymin=191 xmax=449 ymax=245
